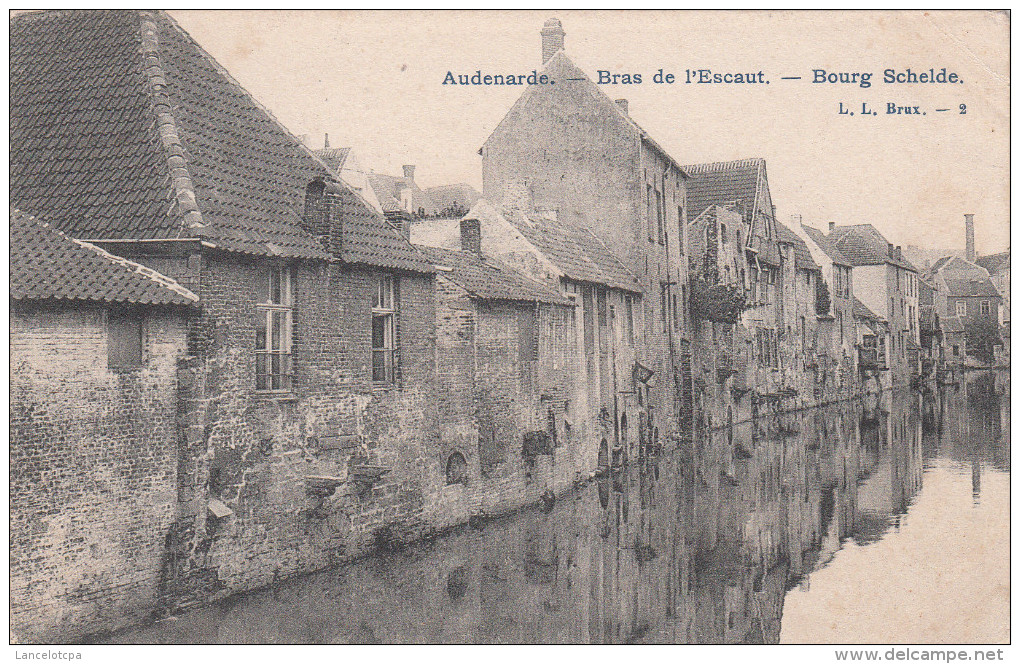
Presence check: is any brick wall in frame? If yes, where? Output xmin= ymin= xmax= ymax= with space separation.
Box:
xmin=167 ymin=254 xmax=440 ymax=605
xmin=10 ymin=303 xmax=187 ymax=643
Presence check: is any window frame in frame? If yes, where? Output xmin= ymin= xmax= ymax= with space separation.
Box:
xmin=372 ymin=274 xmax=399 ymax=385
xmin=980 ymin=300 xmax=991 ymax=315
xmin=955 ymin=300 xmax=967 ymax=317
xmin=256 ymin=264 xmax=294 ymax=393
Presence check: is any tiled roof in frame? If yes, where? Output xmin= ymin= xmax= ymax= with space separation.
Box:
xmin=367 ymin=173 xmax=435 ymax=215
xmin=852 ymin=296 xmax=882 ymax=321
xmin=11 ymin=11 xmax=430 ymax=272
xmin=975 ymin=251 xmax=1009 ymax=275
xmin=504 ymin=210 xmax=641 ymax=293
xmin=944 ymin=277 xmax=1002 ymax=298
xmin=414 ymin=245 xmax=570 ymax=305
xmin=776 ymin=222 xmax=820 ymax=271
xmin=315 ymin=147 xmax=352 ymax=173
xmin=801 ymin=225 xmax=852 ymax=267
xmin=682 ymin=159 xmax=764 ymax=222
xmin=10 ymin=208 xmax=198 ymax=306
xmin=829 ymin=224 xmax=916 ymax=270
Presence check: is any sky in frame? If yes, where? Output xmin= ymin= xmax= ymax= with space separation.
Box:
xmin=170 ymin=10 xmax=1010 ymax=256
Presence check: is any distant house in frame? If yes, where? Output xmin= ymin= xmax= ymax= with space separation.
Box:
xmin=10 ymin=208 xmax=198 ymax=642
xmin=853 ymin=296 xmax=889 ymax=375
xmin=314 ymin=144 xmax=385 ymax=214
xmin=975 ymin=249 xmax=1010 ymax=310
xmin=827 ymin=224 xmax=920 ymax=384
xmin=365 ymin=165 xmax=480 ymax=220
xmin=799 ymin=224 xmax=857 ymax=377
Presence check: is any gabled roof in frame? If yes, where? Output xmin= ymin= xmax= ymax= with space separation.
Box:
xmin=929 ymin=255 xmax=990 ymax=279
xmin=11 ymin=10 xmax=430 ymax=272
xmin=943 ymin=277 xmax=1002 ymax=298
xmin=315 ymin=147 xmax=352 ymax=173
xmin=503 ymin=209 xmax=641 ymax=293
xmin=852 ymin=296 xmax=883 ymax=321
xmin=802 ymin=225 xmax=852 ymax=267
xmin=367 ymin=173 xmax=435 ymax=215
xmin=682 ymin=159 xmax=766 ymax=224
xmin=10 ymin=208 xmax=198 ymax=306
xmin=975 ymin=251 xmax=1010 ymax=275
xmin=828 ymin=224 xmax=916 ymax=270
xmin=482 ymin=50 xmax=688 ymax=178
xmin=776 ymin=222 xmax=820 ymax=271
xmin=414 ymin=245 xmax=570 ymax=305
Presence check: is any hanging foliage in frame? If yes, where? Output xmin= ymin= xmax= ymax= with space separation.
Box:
xmin=815 ymin=278 xmax=832 ymax=316
xmin=690 ymin=276 xmax=747 ymax=325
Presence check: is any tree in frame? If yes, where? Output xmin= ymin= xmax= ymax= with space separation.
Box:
xmin=691 ymin=275 xmax=747 ymax=325
xmin=964 ymin=318 xmax=1002 ymax=364
xmin=815 ymin=279 xmax=831 ymax=316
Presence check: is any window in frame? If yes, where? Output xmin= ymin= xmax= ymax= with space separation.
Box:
xmin=671 ymin=291 xmax=679 ymax=331
xmin=656 ymin=189 xmax=665 ymax=245
xmin=372 ymin=274 xmax=398 ymax=383
xmin=108 ymin=308 xmax=143 ymax=369
xmin=256 ymin=265 xmax=293 ymax=391
xmin=446 ymin=451 xmax=468 ymax=485
xmin=720 ymin=223 xmax=728 ymax=244
xmin=981 ymin=300 xmax=990 ymax=315
xmin=956 ymin=300 xmax=966 ymax=317
xmin=677 ymin=206 xmax=685 ymax=254
xmin=625 ymin=295 xmax=635 ymax=346
xmin=647 ymin=185 xmax=655 ymax=242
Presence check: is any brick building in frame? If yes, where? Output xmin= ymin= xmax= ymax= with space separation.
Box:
xmin=412 ymin=222 xmax=582 ymax=525
xmin=10 ymin=209 xmax=198 ymax=642
xmin=11 ymin=9 xmax=442 ymax=628
xmin=479 ymin=19 xmax=692 ymax=451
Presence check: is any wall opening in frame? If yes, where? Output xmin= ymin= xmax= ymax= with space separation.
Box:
xmin=446 ymin=451 xmax=468 ymax=485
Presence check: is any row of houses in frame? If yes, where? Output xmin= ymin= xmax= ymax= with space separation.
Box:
xmin=9 ymin=11 xmax=988 ymax=642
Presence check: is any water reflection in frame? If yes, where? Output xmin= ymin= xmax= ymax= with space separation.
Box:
xmin=105 ymin=372 xmax=1009 ymax=644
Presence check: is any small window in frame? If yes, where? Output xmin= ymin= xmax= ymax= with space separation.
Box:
xmin=956 ymin=300 xmax=966 ymax=317
xmin=720 ymin=223 xmax=728 ymax=244
xmin=625 ymin=295 xmax=635 ymax=346
xmin=108 ymin=308 xmax=143 ymax=369
xmin=372 ymin=274 xmax=398 ymax=384
xmin=980 ymin=300 xmax=990 ymax=315
xmin=446 ymin=451 xmax=468 ymax=485
xmin=256 ymin=264 xmax=293 ymax=391
xmin=677 ymin=206 xmax=685 ymax=255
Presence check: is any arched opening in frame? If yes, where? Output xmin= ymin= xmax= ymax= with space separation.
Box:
xmin=597 ymin=438 xmax=609 ymax=470
xmin=446 ymin=451 xmax=468 ymax=485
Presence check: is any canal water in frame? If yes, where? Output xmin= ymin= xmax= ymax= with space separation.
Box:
xmin=106 ymin=372 xmax=1009 ymax=644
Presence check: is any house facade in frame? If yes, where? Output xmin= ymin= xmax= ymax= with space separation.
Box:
xmin=827 ymin=225 xmax=920 ymax=385
xmin=10 ymin=209 xmax=198 ymax=642
xmin=479 ymin=20 xmax=692 ymax=449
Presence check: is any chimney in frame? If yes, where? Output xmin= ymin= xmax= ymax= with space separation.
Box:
xmin=965 ymin=213 xmax=975 ymax=263
xmin=384 ymin=209 xmax=412 ymax=240
xmin=302 ymin=178 xmax=342 ymax=254
xmin=828 ymin=221 xmax=836 ymax=232
xmin=324 ymin=133 xmax=330 ymax=149
xmin=615 ymin=99 xmax=629 ymax=115
xmin=541 ymin=18 xmax=565 ymax=64
xmin=402 ymin=165 xmax=416 ymax=182
xmin=460 ymin=217 xmax=481 ymax=254
xmin=895 ymin=245 xmax=902 ymax=260
xmin=887 ymin=243 xmax=894 ymax=257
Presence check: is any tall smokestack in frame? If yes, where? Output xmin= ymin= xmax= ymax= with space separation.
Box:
xmin=402 ymin=165 xmax=416 ymax=182
xmin=965 ymin=213 xmax=975 ymax=263
xmin=541 ymin=18 xmax=565 ymax=64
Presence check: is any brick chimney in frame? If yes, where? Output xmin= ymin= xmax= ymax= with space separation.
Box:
xmin=461 ymin=217 xmax=481 ymax=254
xmin=402 ymin=165 xmax=416 ymax=183
xmin=302 ymin=178 xmax=343 ymax=254
xmin=384 ymin=209 xmax=412 ymax=240
xmin=965 ymin=213 xmax=975 ymax=263
xmin=828 ymin=221 xmax=836 ymax=232
xmin=615 ymin=99 xmax=629 ymax=115
xmin=541 ymin=18 xmax=565 ymax=64
xmin=888 ymin=243 xmax=894 ymax=257
xmin=895 ymin=245 xmax=902 ymax=260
